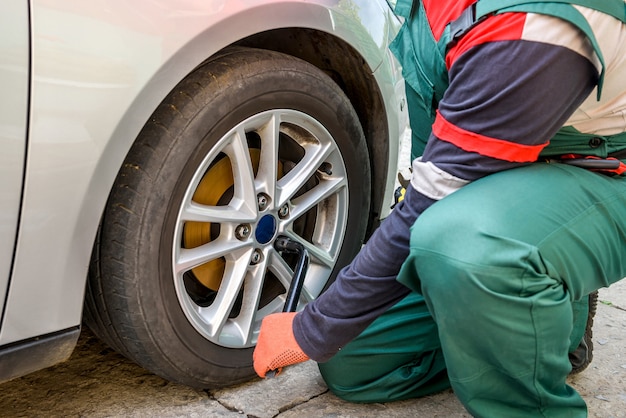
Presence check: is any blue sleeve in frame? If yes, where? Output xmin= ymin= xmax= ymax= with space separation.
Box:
xmin=293 ymin=187 xmax=434 ymax=362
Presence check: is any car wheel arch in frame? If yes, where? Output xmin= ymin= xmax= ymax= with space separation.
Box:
xmin=235 ymin=28 xmax=392 ymax=234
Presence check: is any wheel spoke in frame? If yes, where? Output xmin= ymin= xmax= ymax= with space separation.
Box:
xmin=180 ymin=201 xmax=256 ymax=223
xmin=283 ymin=230 xmax=336 ymax=268
xmin=268 ymin=246 xmax=298 ymax=290
xmin=199 ymin=248 xmax=251 ymax=338
xmin=288 ymin=175 xmax=346 ymax=220
xmin=255 ymin=112 xmax=280 ymax=199
xmin=224 ymin=127 xmax=258 ymax=216
xmin=175 ymin=236 xmax=249 ymax=274
xmin=275 ymin=140 xmax=333 ymax=206
xmin=268 ymin=239 xmax=325 ymax=308
xmin=231 ymin=259 xmax=269 ymax=344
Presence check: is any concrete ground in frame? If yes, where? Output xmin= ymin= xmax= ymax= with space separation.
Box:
xmin=0 ymin=280 xmax=624 ymax=417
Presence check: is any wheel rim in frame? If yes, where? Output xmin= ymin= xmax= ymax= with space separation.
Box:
xmin=173 ymin=109 xmax=349 ymax=348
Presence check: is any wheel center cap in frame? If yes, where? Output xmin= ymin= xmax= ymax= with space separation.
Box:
xmin=256 ymin=214 xmax=277 ymax=244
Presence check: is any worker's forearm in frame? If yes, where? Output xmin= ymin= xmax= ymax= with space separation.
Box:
xmin=292 ymin=186 xmax=434 ymax=362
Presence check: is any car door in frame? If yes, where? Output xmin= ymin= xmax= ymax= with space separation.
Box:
xmin=0 ymin=0 xmax=29 ymax=325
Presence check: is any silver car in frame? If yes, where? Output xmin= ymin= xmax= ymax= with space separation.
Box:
xmin=0 ymin=0 xmax=407 ymax=388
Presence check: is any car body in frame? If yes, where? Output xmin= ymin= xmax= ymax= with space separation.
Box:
xmin=0 ymin=0 xmax=407 ymax=387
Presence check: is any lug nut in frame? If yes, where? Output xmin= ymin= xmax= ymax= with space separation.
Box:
xmin=250 ymin=249 xmax=263 ymax=265
xmin=278 ymin=204 xmax=289 ymax=219
xmin=318 ymin=162 xmax=333 ymax=175
xmin=235 ymin=224 xmax=251 ymax=240
xmin=257 ymin=193 xmax=269 ymax=211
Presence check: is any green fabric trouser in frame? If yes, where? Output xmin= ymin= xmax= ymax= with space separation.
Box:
xmin=319 ymin=163 xmax=626 ymax=417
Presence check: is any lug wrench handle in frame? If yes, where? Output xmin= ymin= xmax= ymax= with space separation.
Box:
xmin=265 ymin=236 xmax=309 ymax=378
xmin=274 ymin=237 xmax=309 ymax=313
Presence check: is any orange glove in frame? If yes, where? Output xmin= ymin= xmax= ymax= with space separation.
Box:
xmin=253 ymin=312 xmax=310 ymax=378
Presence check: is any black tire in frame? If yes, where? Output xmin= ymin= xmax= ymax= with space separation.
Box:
xmin=84 ymin=47 xmax=371 ymax=388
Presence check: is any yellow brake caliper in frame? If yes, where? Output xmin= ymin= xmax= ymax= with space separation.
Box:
xmin=183 ymin=149 xmax=262 ymax=291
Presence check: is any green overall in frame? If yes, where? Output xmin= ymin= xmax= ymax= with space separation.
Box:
xmin=318 ymin=1 xmax=626 ymax=416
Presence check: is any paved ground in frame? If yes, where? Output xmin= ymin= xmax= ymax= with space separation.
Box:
xmin=0 ymin=280 xmax=624 ymax=417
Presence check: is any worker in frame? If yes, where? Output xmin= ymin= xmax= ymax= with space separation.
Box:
xmin=253 ymin=0 xmax=626 ymax=416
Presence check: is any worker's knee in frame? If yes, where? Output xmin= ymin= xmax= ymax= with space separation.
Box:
xmin=318 ymin=349 xmax=449 ymax=403
xmin=317 ymin=292 xmax=449 ymax=403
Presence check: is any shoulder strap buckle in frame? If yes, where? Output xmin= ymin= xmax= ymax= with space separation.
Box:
xmin=447 ymin=3 xmax=489 ymax=50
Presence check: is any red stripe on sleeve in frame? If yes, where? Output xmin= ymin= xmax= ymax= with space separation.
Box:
xmin=446 ymin=13 xmax=527 ymax=68
xmin=432 ymin=112 xmax=548 ymax=162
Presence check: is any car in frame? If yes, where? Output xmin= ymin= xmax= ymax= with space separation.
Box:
xmin=0 ymin=0 xmax=407 ymax=388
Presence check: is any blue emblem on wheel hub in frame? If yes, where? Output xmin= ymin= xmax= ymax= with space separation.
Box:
xmin=256 ymin=214 xmax=277 ymax=244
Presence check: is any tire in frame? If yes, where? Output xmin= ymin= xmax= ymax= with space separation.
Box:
xmin=84 ymin=47 xmax=371 ymax=388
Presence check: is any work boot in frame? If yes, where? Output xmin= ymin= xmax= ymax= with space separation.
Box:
xmin=568 ymin=290 xmax=598 ymax=374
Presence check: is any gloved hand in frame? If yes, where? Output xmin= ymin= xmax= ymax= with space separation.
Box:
xmin=253 ymin=312 xmax=309 ymax=378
